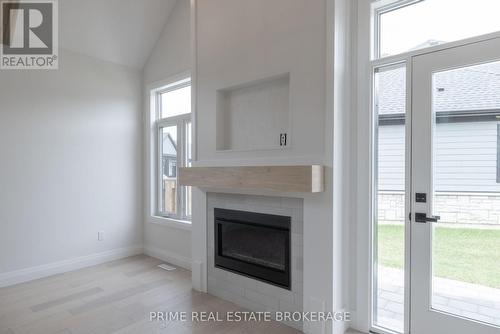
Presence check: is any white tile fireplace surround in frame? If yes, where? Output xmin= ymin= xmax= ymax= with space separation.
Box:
xmin=206 ymin=193 xmax=304 ymax=330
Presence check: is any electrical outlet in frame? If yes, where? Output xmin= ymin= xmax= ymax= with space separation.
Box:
xmin=98 ymin=231 xmax=104 ymax=241
xmin=280 ymin=133 xmax=287 ymax=146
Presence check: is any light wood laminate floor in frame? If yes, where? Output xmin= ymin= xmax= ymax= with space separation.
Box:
xmin=0 ymin=255 xmax=301 ymax=334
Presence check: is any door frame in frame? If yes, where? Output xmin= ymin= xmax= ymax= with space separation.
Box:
xmin=354 ymin=1 xmax=500 ymax=333
xmin=410 ymin=36 xmax=500 ymax=334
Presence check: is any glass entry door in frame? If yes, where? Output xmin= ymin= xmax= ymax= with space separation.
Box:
xmin=411 ymin=37 xmax=500 ymax=334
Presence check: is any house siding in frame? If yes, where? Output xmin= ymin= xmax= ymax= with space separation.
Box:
xmin=378 ymin=121 xmax=500 ymax=192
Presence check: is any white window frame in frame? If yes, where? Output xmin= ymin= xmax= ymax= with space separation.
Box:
xmin=497 ymin=122 xmax=500 ymax=183
xmin=356 ymin=1 xmax=500 ymax=334
xmin=148 ymin=75 xmax=192 ymax=228
xmin=371 ymin=0 xmax=423 ymax=60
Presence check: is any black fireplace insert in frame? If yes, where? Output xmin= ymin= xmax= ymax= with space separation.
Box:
xmin=214 ymin=208 xmax=291 ymax=289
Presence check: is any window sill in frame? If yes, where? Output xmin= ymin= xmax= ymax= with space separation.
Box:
xmin=149 ymin=216 xmax=192 ymax=231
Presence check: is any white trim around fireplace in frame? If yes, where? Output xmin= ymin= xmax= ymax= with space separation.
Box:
xmin=206 ymin=193 xmax=304 ymax=331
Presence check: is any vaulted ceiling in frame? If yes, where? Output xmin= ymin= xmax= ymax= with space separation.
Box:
xmin=60 ymin=0 xmax=177 ymax=69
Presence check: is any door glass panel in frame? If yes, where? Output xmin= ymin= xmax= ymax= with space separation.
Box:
xmin=160 ymin=125 xmax=178 ymax=216
xmin=377 ymin=0 xmax=500 ymax=58
xmin=373 ymin=64 xmax=406 ymax=332
xmin=432 ymin=60 xmax=500 ymax=327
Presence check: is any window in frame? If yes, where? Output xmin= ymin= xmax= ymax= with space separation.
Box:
xmin=367 ymin=3 xmax=500 ymax=333
xmin=373 ymin=64 xmax=407 ymax=333
xmin=374 ymin=0 xmax=500 ymax=58
xmin=161 ymin=85 xmax=191 ymax=118
xmin=154 ymin=78 xmax=192 ymax=221
xmin=362 ymin=1 xmax=500 ymax=333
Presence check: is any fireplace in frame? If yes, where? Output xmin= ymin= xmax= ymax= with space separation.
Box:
xmin=214 ymin=208 xmax=291 ymax=289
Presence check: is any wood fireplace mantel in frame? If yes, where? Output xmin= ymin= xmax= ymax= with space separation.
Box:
xmin=178 ymin=165 xmax=324 ymax=193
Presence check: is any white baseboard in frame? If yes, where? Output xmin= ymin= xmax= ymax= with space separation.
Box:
xmin=0 ymin=245 xmax=143 ymax=288
xmin=144 ymin=246 xmax=191 ymax=270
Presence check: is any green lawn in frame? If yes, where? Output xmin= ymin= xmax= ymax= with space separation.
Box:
xmin=378 ymin=225 xmax=500 ymax=289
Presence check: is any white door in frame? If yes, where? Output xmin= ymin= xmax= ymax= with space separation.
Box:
xmin=411 ymin=37 xmax=500 ymax=334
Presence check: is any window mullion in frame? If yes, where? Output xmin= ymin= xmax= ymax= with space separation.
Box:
xmin=156 ymin=122 xmax=163 ymax=216
xmin=182 ymin=119 xmax=187 ymax=220
xmin=497 ymin=123 xmax=500 ymax=183
xmin=177 ymin=119 xmax=184 ymax=220
xmin=182 ymin=118 xmax=188 ymax=219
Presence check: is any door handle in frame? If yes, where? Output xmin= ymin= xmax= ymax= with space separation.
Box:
xmin=415 ymin=213 xmax=441 ymax=223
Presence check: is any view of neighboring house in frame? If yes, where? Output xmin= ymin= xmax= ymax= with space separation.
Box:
xmin=162 ymin=132 xmax=177 ymax=179
xmin=374 ymin=58 xmax=500 ymax=331
xmin=162 ymin=132 xmax=177 ymax=213
xmin=377 ymin=62 xmax=500 ymax=226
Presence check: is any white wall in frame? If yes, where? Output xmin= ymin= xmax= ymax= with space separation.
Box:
xmin=142 ymin=0 xmax=192 ymax=267
xmin=195 ymin=0 xmax=326 ymax=163
xmin=332 ymin=1 xmax=354 ymax=334
xmin=143 ymin=0 xmax=190 ymax=84
xmin=0 ymin=49 xmax=143 ymax=281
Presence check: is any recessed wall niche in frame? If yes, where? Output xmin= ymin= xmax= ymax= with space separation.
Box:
xmin=216 ymin=73 xmax=290 ymax=151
